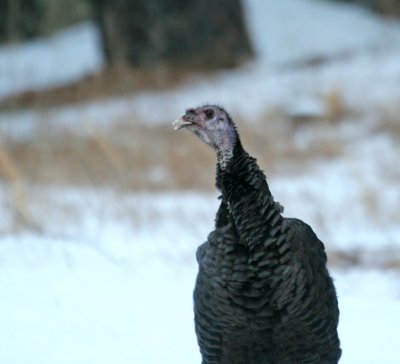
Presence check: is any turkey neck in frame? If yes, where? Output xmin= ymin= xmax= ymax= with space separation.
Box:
xmin=215 ymin=141 xmax=284 ymax=250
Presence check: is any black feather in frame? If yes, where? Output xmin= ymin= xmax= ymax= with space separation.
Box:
xmin=193 ymin=116 xmax=341 ymax=364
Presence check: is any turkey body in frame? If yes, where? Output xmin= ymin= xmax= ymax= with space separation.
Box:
xmin=193 ymin=142 xmax=341 ymax=364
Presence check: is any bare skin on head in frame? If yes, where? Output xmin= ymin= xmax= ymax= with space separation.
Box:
xmin=173 ymin=105 xmax=239 ymax=170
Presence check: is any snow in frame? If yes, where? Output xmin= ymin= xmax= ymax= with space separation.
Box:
xmin=0 ymin=196 xmax=399 ymax=364
xmin=0 ymin=21 xmax=104 ymax=99
xmin=1 ymin=0 xmax=400 ymax=363
xmin=336 ymin=271 xmax=400 ymax=364
xmin=0 ymin=234 xmax=199 ymax=364
xmin=244 ymin=0 xmax=400 ymax=64
xmin=1 ymin=189 xmax=399 ymax=363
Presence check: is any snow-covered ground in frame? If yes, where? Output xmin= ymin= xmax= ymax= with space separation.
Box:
xmin=1 ymin=0 xmax=400 ymax=363
xmin=0 ymin=21 xmax=104 ymax=99
xmin=0 ymin=187 xmax=399 ymax=363
xmin=0 ymin=191 xmax=399 ymax=364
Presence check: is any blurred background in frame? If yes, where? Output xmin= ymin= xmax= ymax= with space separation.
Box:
xmin=0 ymin=0 xmax=399 ymax=363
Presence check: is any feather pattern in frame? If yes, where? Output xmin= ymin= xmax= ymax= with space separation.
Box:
xmin=194 ymin=131 xmax=341 ymax=364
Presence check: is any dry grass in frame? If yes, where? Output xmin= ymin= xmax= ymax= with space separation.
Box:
xmin=0 ymin=144 xmax=34 ymax=229
xmin=0 ymin=111 xmax=348 ymax=192
xmin=1 ymin=108 xmax=399 ymax=270
xmin=0 ymin=64 xmax=216 ymax=111
xmin=1 ymin=124 xmax=215 ymax=190
xmin=0 ymin=108 xmax=351 ymax=244
xmin=328 ymin=247 xmax=400 ymax=272
xmin=0 ymin=110 xmax=347 ymax=233
xmin=374 ymin=103 xmax=400 ymax=137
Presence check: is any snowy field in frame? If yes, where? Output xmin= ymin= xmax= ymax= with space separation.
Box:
xmin=0 ymin=21 xmax=104 ymax=100
xmin=0 ymin=191 xmax=399 ymax=364
xmin=1 ymin=0 xmax=400 ymax=363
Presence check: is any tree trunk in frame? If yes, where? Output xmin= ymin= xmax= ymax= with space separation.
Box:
xmin=0 ymin=0 xmax=92 ymax=42
xmin=92 ymin=0 xmax=254 ymax=70
xmin=0 ymin=0 xmax=43 ymax=42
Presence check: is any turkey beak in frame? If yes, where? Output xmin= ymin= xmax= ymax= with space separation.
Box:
xmin=173 ymin=116 xmax=193 ymax=130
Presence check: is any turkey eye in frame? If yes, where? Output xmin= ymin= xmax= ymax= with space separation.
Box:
xmin=204 ymin=109 xmax=214 ymax=119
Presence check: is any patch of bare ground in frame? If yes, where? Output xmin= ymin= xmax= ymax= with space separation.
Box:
xmin=328 ymin=247 xmax=400 ymax=272
xmin=0 ymin=64 xmax=218 ymax=111
xmin=374 ymin=103 xmax=400 ymax=138
xmin=0 ymin=123 xmax=215 ymax=191
xmin=0 ymin=109 xmax=348 ymax=234
xmin=0 ymin=110 xmax=348 ymax=192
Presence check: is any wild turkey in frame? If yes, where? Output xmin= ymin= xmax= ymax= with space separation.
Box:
xmin=173 ymin=105 xmax=341 ymax=364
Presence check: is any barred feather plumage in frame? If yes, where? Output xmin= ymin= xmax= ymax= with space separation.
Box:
xmin=174 ymin=105 xmax=341 ymax=364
